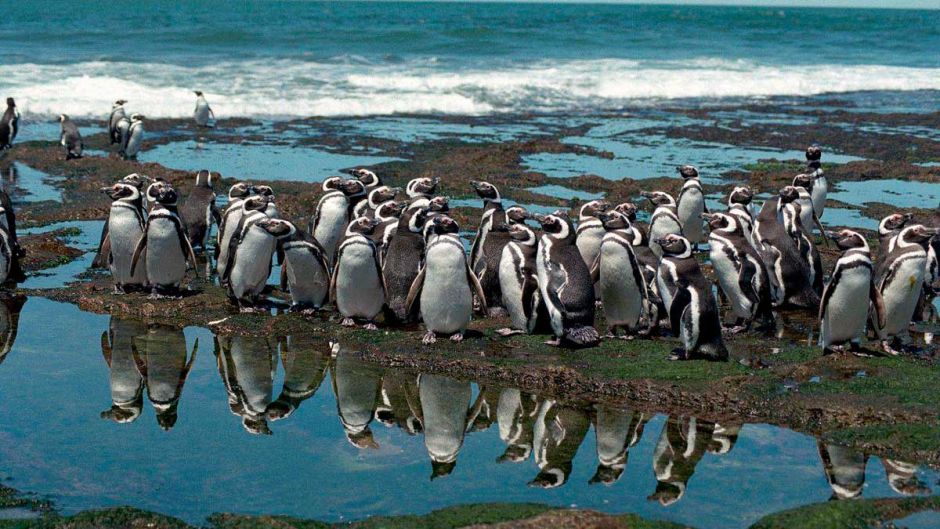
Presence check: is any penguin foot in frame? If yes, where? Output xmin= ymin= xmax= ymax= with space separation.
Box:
xmin=423 ymin=331 xmax=437 ymax=344
xmin=112 ymin=285 xmax=126 ymax=295
xmin=300 ymin=308 xmax=318 ymax=316
xmin=668 ymin=348 xmax=689 ymax=361
xmin=881 ymin=340 xmax=902 ymax=356
xmin=450 ymin=333 xmax=464 ymax=343
xmin=543 ymin=338 xmax=561 ymax=346
xmin=341 ymin=318 xmax=356 ymax=327
xmin=363 ymin=322 xmax=379 ymax=331
xmin=496 ymin=328 xmax=524 ymax=337
xmin=724 ymin=325 xmax=748 ymax=335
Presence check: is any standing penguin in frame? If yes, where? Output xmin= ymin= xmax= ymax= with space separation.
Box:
xmin=180 ymin=170 xmax=221 ymax=254
xmin=806 ymin=146 xmax=826 ymax=218
xmin=675 ymin=165 xmax=706 ymax=245
xmin=331 ymin=217 xmax=386 ymax=330
xmin=655 ymin=234 xmax=727 ymax=361
xmin=819 ymin=230 xmax=886 ymax=355
xmin=215 ymin=182 xmax=254 ymax=260
xmin=130 ymin=185 xmax=199 ymax=298
xmin=101 ymin=182 xmax=147 ymax=293
xmin=311 ymin=178 xmax=363 ymax=265
xmin=791 ymin=173 xmax=828 ymax=239
xmin=92 ymin=173 xmax=148 ymax=269
xmin=704 ymin=212 xmax=773 ymax=332
xmin=58 ymin=114 xmax=83 ymax=160
xmin=534 ymin=212 xmax=600 ymax=347
xmin=253 ymin=185 xmax=280 ymax=219
xmin=779 ymin=186 xmax=824 ymax=295
xmin=278 ymin=221 xmax=331 ymax=312
xmin=225 ymin=218 xmax=295 ymax=311
xmin=406 ymin=215 xmax=487 ymax=344
xmin=352 ymin=185 xmax=399 ymax=219
xmin=0 ymin=190 xmax=25 ymax=283
xmin=497 ymin=223 xmax=547 ymax=336
xmin=383 ymin=206 xmax=430 ymax=323
xmin=873 ymin=224 xmax=936 ymax=355
xmin=108 ymin=99 xmax=128 ymax=145
xmin=469 ymin=181 xmax=510 ymax=311
xmin=726 ymin=186 xmax=756 ymax=248
xmin=0 ymin=98 xmax=20 ymax=149
xmin=574 ymin=200 xmax=610 ymax=268
xmin=878 ymin=212 xmax=912 ymax=258
xmin=641 ymin=191 xmax=682 ymax=258
xmin=217 ymin=195 xmax=268 ymax=282
xmin=753 ymin=196 xmax=819 ymax=308
xmin=120 ymin=114 xmax=145 ymax=160
xmin=193 ymin=91 xmax=214 ymax=128
xmin=592 ymin=211 xmax=650 ymax=339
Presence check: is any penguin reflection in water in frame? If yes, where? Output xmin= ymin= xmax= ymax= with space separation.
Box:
xmin=649 ymin=416 xmax=719 ymax=506
xmin=215 ymin=335 xmax=277 ymax=435
xmin=265 ymin=335 xmax=332 ymax=422
xmin=331 ymin=350 xmax=383 ymax=449
xmin=0 ymin=296 xmax=26 ymax=367
xmin=817 ymin=442 xmax=928 ymax=500
xmin=529 ymin=400 xmax=591 ymax=488
xmin=590 ymin=405 xmax=648 ymax=485
xmin=0 ymin=190 xmax=26 ymax=284
xmin=419 ymin=373 xmax=478 ymax=479
xmin=495 ymin=388 xmax=541 ymax=464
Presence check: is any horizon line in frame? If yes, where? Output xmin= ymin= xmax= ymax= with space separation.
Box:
xmin=333 ymin=0 xmax=940 ymax=10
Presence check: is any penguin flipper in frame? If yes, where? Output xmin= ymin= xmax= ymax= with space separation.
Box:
xmin=211 ymin=202 xmax=222 ymax=227
xmin=279 ymin=256 xmax=289 ymax=291
xmin=818 ymin=266 xmax=839 ymax=323
xmin=669 ymin=287 xmax=693 ymax=337
xmin=100 ymin=331 xmax=112 ymax=367
xmin=870 ymin=280 xmax=887 ymax=330
xmin=328 ymin=252 xmax=341 ymax=305
xmin=589 ymin=254 xmax=600 ymax=284
xmin=92 ymin=218 xmax=111 ymax=268
xmin=405 ymin=266 xmax=426 ymax=317
xmin=467 ymin=261 xmax=488 ymax=315
xmin=129 ymin=230 xmax=148 ymax=277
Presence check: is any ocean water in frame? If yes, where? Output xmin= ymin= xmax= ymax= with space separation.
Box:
xmin=1 ymin=2 xmax=939 ymax=118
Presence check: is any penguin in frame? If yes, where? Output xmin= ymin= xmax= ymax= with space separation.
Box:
xmin=331 ymin=217 xmax=386 ymax=329
xmin=703 ymin=212 xmax=773 ymax=332
xmin=99 ymin=317 xmax=147 ymax=424
xmin=120 ymin=113 xmax=145 ymax=160
xmin=0 ymin=295 xmax=25 ymax=366
xmin=92 ymin=173 xmax=148 ymax=269
xmin=405 ymin=215 xmax=487 ymax=344
xmin=707 ymin=423 xmax=742 ymax=455
xmin=878 ymin=212 xmax=912 ymax=258
xmin=534 ymin=212 xmax=600 ymax=347
xmin=352 ymin=185 xmax=399 ymax=219
xmin=107 ymin=99 xmax=127 ymax=145
xmin=253 ymin=184 xmax=280 ymax=219
xmin=179 ymin=170 xmax=221 ymax=254
xmin=817 ymin=442 xmax=866 ymax=500
xmin=655 ymin=234 xmax=727 ymax=361
xmin=371 ymin=199 xmax=407 ymax=264
xmin=494 ymin=388 xmax=540 ymax=464
xmin=374 ymin=369 xmax=423 ymax=435
xmin=590 ymin=406 xmax=648 ymax=485
xmin=649 ymin=416 xmax=715 ymax=506
xmin=613 ymin=202 xmax=649 ymax=246
xmin=193 ymin=91 xmax=215 ymax=128
xmin=880 ymin=458 xmax=929 ymax=496
xmin=215 ymin=335 xmax=276 ymax=435
xmin=427 ymin=195 xmax=451 ymax=218
xmin=310 ymin=178 xmax=364 ymax=264
xmin=726 ymin=186 xmax=756 ymax=248
xmin=133 ymin=324 xmax=198 ymax=431
xmin=0 ymin=209 xmax=15 ymax=285
xmin=591 ymin=210 xmax=650 ymax=338
xmin=574 ymin=199 xmax=610 ymax=268
xmin=418 ymin=373 xmax=475 ymax=479
xmin=529 ymin=400 xmax=591 ymax=488
xmin=58 ymin=114 xmax=83 ymax=160
xmin=0 ymin=189 xmax=25 ymax=283
xmin=214 ymin=182 xmax=254 ymax=261
xmin=675 ymin=165 xmax=706 ymax=245
xmin=497 ymin=223 xmax=548 ymax=336
xmin=346 ymin=168 xmax=382 ymax=191
xmin=753 ymin=195 xmax=819 ymax=308
xmin=130 ymin=184 xmax=199 ymax=298
xmin=806 ymin=145 xmax=826 ymax=218
xmin=330 ymin=347 xmax=382 ymax=448
xmin=873 ymin=224 xmax=936 ymax=355
xmin=819 ymin=230 xmax=886 ymax=355
xmin=265 ymin=336 xmax=331 ymax=422
xmin=216 ymin=195 xmax=268 ymax=282
xmin=469 ymin=180 xmax=511 ymax=311
xmin=779 ymin=185 xmax=825 ymax=295
xmin=0 ymin=98 xmax=20 ymax=149
xmin=225 ymin=218 xmax=294 ymax=311
xmin=101 ymin=182 xmax=147 ymax=293
xmin=404 ymin=177 xmax=439 ymax=210
xmin=382 ymin=206 xmax=430 ymax=323
xmin=641 ymin=191 xmax=682 ymax=258
xmin=791 ymin=173 xmax=828 ymax=239
xmin=278 ymin=221 xmax=332 ymax=313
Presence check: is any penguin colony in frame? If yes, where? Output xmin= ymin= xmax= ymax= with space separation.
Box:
xmin=3 ymin=97 xmax=938 ymax=359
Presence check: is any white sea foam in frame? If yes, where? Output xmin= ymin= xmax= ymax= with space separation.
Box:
xmin=2 ymin=58 xmax=939 ymax=119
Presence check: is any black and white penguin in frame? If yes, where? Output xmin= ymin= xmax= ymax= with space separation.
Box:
xmin=193 ymin=91 xmax=214 ymax=128
xmin=529 ymin=400 xmax=591 ymax=488
xmin=0 ymin=189 xmax=24 ymax=283
xmin=383 ymin=206 xmax=430 ymax=323
xmin=419 ymin=373 xmax=473 ymax=479
xmin=310 ymin=178 xmax=363 ymax=265
xmin=641 ymin=191 xmax=682 ymax=258
xmin=497 ymin=223 xmax=548 ymax=336
xmin=613 ymin=202 xmax=649 ymax=246
xmin=495 ymin=388 xmax=540 ymax=464
xmin=107 ymin=99 xmax=127 ymax=144
xmin=134 ymin=324 xmax=198 ymax=431
xmin=806 ymin=145 xmax=826 ymax=218
xmin=878 ymin=212 xmax=913 ymax=258
xmin=574 ymin=199 xmax=610 ymax=268
xmin=817 ymin=442 xmax=866 ymax=500
xmin=534 ymin=212 xmax=600 ymax=347
xmin=590 ymin=405 xmax=648 ymax=485
xmin=726 ymin=186 xmax=756 ymax=248
xmin=592 ymin=211 xmax=650 ymax=338
xmin=703 ymin=212 xmax=773 ymax=332
xmin=217 ymin=194 xmax=268 ymax=282
xmin=0 ymin=98 xmax=20 ymax=149
xmin=278 ymin=221 xmax=331 ymax=313
xmin=753 ymin=195 xmax=819 ymax=308
xmin=675 ymin=165 xmax=706 ymax=245
xmin=179 ymin=170 xmax=221 ymax=254
xmin=353 ymin=185 xmax=399 ymax=219
xmin=873 ymin=224 xmax=936 ymax=355
xmin=58 ymin=114 xmax=83 ymax=160
xmin=331 ymin=217 xmax=386 ymax=330
xmin=649 ymin=416 xmax=715 ymax=506
xmin=265 ymin=336 xmax=331 ymax=422
xmin=404 ymin=176 xmax=439 ymax=210
xmin=253 ymin=184 xmax=280 ymax=219
xmin=779 ymin=185 xmax=824 ymax=295
xmin=215 ymin=335 xmax=276 ymax=435
xmin=371 ymin=200 xmax=406 ymax=264
xmin=819 ymin=230 xmax=886 ymax=355
xmin=101 ymin=182 xmax=147 ymax=293
xmin=99 ymin=317 xmax=147 ymax=424
xmin=655 ymin=234 xmax=727 ymax=361
xmin=330 ymin=347 xmax=382 ymax=449
xmin=469 ymin=181 xmax=510 ymax=311
xmin=346 ymin=168 xmax=382 ymax=192
xmin=120 ymin=113 xmax=145 ymax=160
xmin=225 ymin=218 xmax=295 ymax=311
xmin=130 ymin=184 xmax=199 ymax=298
xmin=406 ymin=215 xmax=486 ymax=344
xmin=215 ymin=182 xmax=254 ymax=261
xmin=791 ymin=173 xmax=828 ymax=239
xmin=92 ymin=173 xmax=148 ymax=269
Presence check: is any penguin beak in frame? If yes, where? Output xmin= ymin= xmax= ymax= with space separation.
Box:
xmin=532 ymin=214 xmax=547 ymax=224
xmin=653 ymin=237 xmax=670 ymax=245
xmin=700 ymin=213 xmax=712 ymax=220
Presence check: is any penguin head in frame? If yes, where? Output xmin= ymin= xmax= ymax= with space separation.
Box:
xmin=806 ymin=145 xmax=822 ymax=162
xmin=256 ymin=218 xmax=295 ymax=239
xmin=376 ymin=200 xmax=406 ymax=220
xmin=428 ymin=215 xmax=460 ymax=236
xmin=154 ymin=185 xmax=179 ymax=206
xmin=702 ymin=212 xmax=738 ymax=234
xmin=228 ymin=182 xmax=252 ymax=200
xmin=368 ymin=185 xmax=398 ymax=207
xmin=145 ymin=179 xmax=170 ymax=203
xmin=470 ymin=180 xmax=500 ymax=202
xmin=155 ymin=404 xmax=179 ymax=431
xmin=534 ymin=211 xmax=573 ymax=241
xmin=898 ymin=224 xmax=938 ymax=248
xmin=833 ymin=230 xmax=868 ymax=251
xmin=346 ymin=168 xmax=381 ymax=188
xmin=505 ymin=205 xmax=529 ymax=224
xmin=778 ymin=185 xmax=800 ymax=204
xmin=430 ymin=460 xmax=457 ymax=480
xmin=600 ymin=210 xmax=632 ymax=231
xmin=121 ymin=173 xmax=149 ymax=190
xmin=405 ymin=207 xmax=430 ymax=233
xmin=879 ymin=212 xmax=912 ymax=235
xmin=648 ymin=481 xmax=686 ymax=506
xmin=508 ymin=223 xmax=537 ymax=246
xmin=58 ymin=114 xmax=68 ymax=123
xmin=792 ymin=173 xmax=814 ymax=191
xmin=655 ymin=234 xmax=692 ymax=258
xmin=101 ymin=182 xmax=140 ymax=202
xmin=346 ymin=428 xmax=380 ymax=449
xmin=100 ymin=403 xmax=142 ymax=424
xmin=130 ymin=113 xmax=144 ymax=122
xmin=347 ymin=216 xmax=380 ymax=236
xmin=429 ymin=195 xmax=450 ymax=214
xmin=265 ymin=398 xmax=296 ymax=422
xmin=242 ymin=416 xmax=273 ymax=436
xmin=114 ymin=99 xmax=127 ymax=106
xmin=408 ymin=177 xmax=439 ymax=198
xmin=195 ymin=169 xmax=211 ymax=188
xmin=639 ymin=190 xmax=675 ymax=207
xmin=194 ymin=90 xmax=203 ymax=96
xmin=677 ymin=165 xmax=699 ymax=179
xmin=339 ymin=179 xmax=366 ymax=198
xmin=321 ymin=176 xmax=343 ymax=192
xmin=614 ymin=202 xmax=638 ymax=221
xmin=253 ymin=184 xmax=275 ymax=199
xmin=728 ymin=186 xmax=753 ymax=206
xmin=242 ymin=195 xmax=269 ymax=213
xmin=528 ymin=467 xmax=569 ymax=489
xmin=589 ymin=464 xmax=625 ymax=486
xmin=6 ymin=98 xmax=15 ymax=108
xmin=578 ymin=200 xmax=609 ymax=220
xmin=497 ymin=444 xmax=531 ymax=464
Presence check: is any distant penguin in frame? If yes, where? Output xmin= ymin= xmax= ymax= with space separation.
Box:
xmin=130 ymin=185 xmax=199 ymax=297
xmin=253 ymin=184 xmax=280 ymax=219
xmin=753 ymin=195 xmax=819 ymax=308
xmin=592 ymin=211 xmax=650 ymax=339
xmin=382 ymin=206 xmax=430 ymax=323
xmin=806 ymin=146 xmax=826 ymax=218
xmin=0 ymin=98 xmax=20 ymax=149
xmin=0 ymin=189 xmax=25 ymax=283
xmin=353 ymin=185 xmax=399 ymax=219
xmin=675 ymin=165 xmax=706 ymax=245
xmin=534 ymin=212 xmax=599 ymax=347
xmin=497 ymin=223 xmax=548 ymax=336
xmin=58 ymin=114 xmax=83 ymax=160
xmin=279 ymin=221 xmax=331 ymax=312
xmin=574 ymin=199 xmax=610 ymax=268
xmin=331 ymin=217 xmax=386 ymax=330
xmin=655 ymin=234 xmax=727 ymax=361
xmin=406 ymin=215 xmax=486 ymax=344
xmin=642 ymin=191 xmax=682 ymax=258
xmin=216 ymin=335 xmax=276 ymax=435
xmin=819 ymin=230 xmax=886 ymax=355
xmin=225 ymin=218 xmax=294 ymax=310
xmin=193 ymin=91 xmax=215 ymax=127
xmin=217 ymin=194 xmax=268 ymax=282
xmin=99 ymin=317 xmax=147 ymax=424
xmin=704 ymin=212 xmax=773 ymax=332
xmin=215 ymin=182 xmax=254 ymax=260
xmin=873 ymin=224 xmax=936 ymax=355
xmin=791 ymin=173 xmax=828 ymax=239
xmin=779 ymin=186 xmax=824 ymax=295
xmin=108 ymin=99 xmax=128 ymax=145
xmin=120 ymin=113 xmax=145 ymax=160
xmin=726 ymin=186 xmax=756 ymax=248
xmin=311 ymin=178 xmax=363 ymax=264
xmin=101 ymin=182 xmax=147 ymax=293
xmin=180 ymin=170 xmax=221 ymax=254
xmin=469 ymin=181 xmax=511 ymax=311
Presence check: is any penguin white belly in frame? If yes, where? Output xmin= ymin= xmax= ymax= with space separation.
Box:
xmin=110 ymin=349 xmax=142 ymax=406
xmin=599 ymin=241 xmax=643 ymax=328
xmin=595 ymin=406 xmax=632 ymax=466
xmin=146 ymin=219 xmax=187 ymax=286
xmin=285 ymin=250 xmax=329 ymax=308
xmin=499 ymin=245 xmax=527 ymax=331
xmin=421 ymin=247 xmax=473 ymax=335
xmin=194 ymin=102 xmax=211 ymax=126
xmin=336 ymin=243 xmax=384 ymax=319
xmin=536 ymin=241 xmax=565 ymax=337
xmin=820 ymin=269 xmax=871 ymax=346
xmin=677 ymin=193 xmax=705 ymax=243
xmin=314 ymin=198 xmax=348 ymax=260
xmin=576 ymin=226 xmax=604 ymax=268
xmin=812 ymin=177 xmax=827 ymax=218
xmin=125 ymin=128 xmax=143 ymax=157
xmin=649 ymin=216 xmax=682 ymax=257
xmin=419 ymin=374 xmax=471 ymax=464
xmin=709 ymin=243 xmax=752 ymax=319
xmin=230 ymin=230 xmax=275 ymax=299
xmin=231 ymin=344 xmax=274 ymax=416
xmin=797 ymin=198 xmax=814 ymax=234
xmin=108 ymin=210 xmax=146 ymax=285
xmin=680 ymin=289 xmax=703 ymax=350
xmin=496 ymin=388 xmax=522 ymax=443
xmin=878 ymin=256 xmax=925 ymax=337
